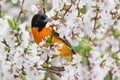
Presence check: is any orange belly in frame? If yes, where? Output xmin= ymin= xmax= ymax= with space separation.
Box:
xmin=32 ymin=27 xmax=71 ymax=56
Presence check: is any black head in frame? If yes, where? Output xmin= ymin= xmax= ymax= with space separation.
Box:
xmin=31 ymin=14 xmax=49 ymax=31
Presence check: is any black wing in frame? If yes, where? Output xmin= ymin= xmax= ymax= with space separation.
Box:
xmin=52 ymin=29 xmax=76 ymax=54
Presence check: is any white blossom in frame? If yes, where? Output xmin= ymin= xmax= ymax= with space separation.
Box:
xmin=31 ymin=5 xmax=39 ymax=14
xmin=1 ymin=0 xmax=120 ymax=80
xmin=11 ymin=0 xmax=18 ymax=4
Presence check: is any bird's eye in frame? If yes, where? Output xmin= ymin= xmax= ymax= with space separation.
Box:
xmin=37 ymin=17 xmax=44 ymax=20
xmin=41 ymin=16 xmax=46 ymax=20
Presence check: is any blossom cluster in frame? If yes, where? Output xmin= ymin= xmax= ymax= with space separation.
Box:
xmin=0 ymin=0 xmax=120 ymax=80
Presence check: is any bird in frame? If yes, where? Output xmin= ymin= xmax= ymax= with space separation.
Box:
xmin=31 ymin=13 xmax=75 ymax=57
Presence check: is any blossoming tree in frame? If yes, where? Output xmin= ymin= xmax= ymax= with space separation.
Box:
xmin=0 ymin=0 xmax=120 ymax=80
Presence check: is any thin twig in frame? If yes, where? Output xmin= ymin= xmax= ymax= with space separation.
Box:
xmin=0 ymin=4 xmax=1 ymax=18
xmin=62 ymin=4 xmax=72 ymax=17
xmin=21 ymin=0 xmax=25 ymax=6
xmin=15 ymin=32 xmax=22 ymax=46
xmin=16 ymin=11 xmax=22 ymax=22
xmin=93 ymin=8 xmax=99 ymax=29
xmin=1 ymin=39 xmax=9 ymax=48
xmin=16 ymin=0 xmax=25 ymax=22
xmin=1 ymin=40 xmax=10 ymax=61
xmin=115 ymin=49 xmax=120 ymax=54
xmin=45 ymin=66 xmax=64 ymax=71
xmin=37 ymin=67 xmax=62 ymax=77
xmin=42 ymin=0 xmax=46 ymax=14
xmin=47 ymin=68 xmax=62 ymax=77
xmin=86 ymin=55 xmax=91 ymax=70
xmin=109 ymin=70 xmax=112 ymax=80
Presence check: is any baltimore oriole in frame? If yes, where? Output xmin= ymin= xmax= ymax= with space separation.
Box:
xmin=31 ymin=14 xmax=75 ymax=56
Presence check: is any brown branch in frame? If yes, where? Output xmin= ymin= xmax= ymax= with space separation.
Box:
xmin=21 ymin=0 xmax=25 ymax=6
xmin=109 ymin=70 xmax=112 ymax=80
xmin=45 ymin=66 xmax=64 ymax=71
xmin=93 ymin=8 xmax=99 ymax=29
xmin=16 ymin=0 xmax=25 ymax=22
xmin=39 ymin=65 xmax=65 ymax=77
xmin=86 ymin=55 xmax=91 ymax=70
xmin=13 ymin=66 xmax=26 ymax=78
xmin=115 ymin=50 xmax=120 ymax=54
xmin=42 ymin=0 xmax=46 ymax=14
xmin=115 ymin=47 xmax=120 ymax=54
xmin=1 ymin=39 xmax=9 ymax=48
xmin=62 ymin=4 xmax=72 ymax=17
xmin=47 ymin=68 xmax=62 ymax=77
xmin=37 ymin=67 xmax=63 ymax=77
xmin=15 ymin=32 xmax=22 ymax=46
xmin=0 ymin=4 xmax=1 ymax=18
xmin=16 ymin=11 xmax=22 ymax=22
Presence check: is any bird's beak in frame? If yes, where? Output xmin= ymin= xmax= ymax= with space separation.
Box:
xmin=48 ymin=18 xmax=51 ymax=22
xmin=44 ymin=17 xmax=51 ymax=23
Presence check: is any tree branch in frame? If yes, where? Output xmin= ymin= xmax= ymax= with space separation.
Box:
xmin=0 ymin=4 xmax=2 ymax=18
xmin=37 ymin=66 xmax=64 ymax=77
xmin=42 ymin=0 xmax=46 ymax=14
xmin=1 ymin=39 xmax=9 ymax=48
xmin=62 ymin=4 xmax=72 ymax=17
xmin=93 ymin=8 xmax=99 ymax=29
xmin=16 ymin=0 xmax=25 ymax=22
xmin=109 ymin=70 xmax=112 ymax=80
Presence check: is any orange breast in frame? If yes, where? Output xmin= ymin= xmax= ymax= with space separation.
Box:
xmin=32 ymin=27 xmax=52 ymax=44
xmin=53 ymin=36 xmax=71 ymax=56
xmin=32 ymin=27 xmax=71 ymax=56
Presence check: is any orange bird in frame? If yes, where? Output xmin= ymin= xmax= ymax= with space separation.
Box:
xmin=31 ymin=14 xmax=75 ymax=56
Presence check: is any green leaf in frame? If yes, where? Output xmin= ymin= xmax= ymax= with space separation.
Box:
xmin=104 ymin=74 xmax=111 ymax=80
xmin=77 ymin=12 xmax=82 ymax=17
xmin=25 ymin=25 xmax=31 ymax=31
xmin=5 ymin=46 xmax=10 ymax=53
xmin=73 ymin=39 xmax=92 ymax=64
xmin=33 ymin=63 xmax=37 ymax=67
xmin=10 ymin=0 xmax=20 ymax=6
xmin=43 ymin=62 xmax=48 ymax=67
xmin=111 ymin=53 xmax=120 ymax=65
xmin=66 ymin=55 xmax=72 ymax=61
xmin=50 ymin=72 xmax=60 ymax=80
xmin=47 ymin=37 xmax=54 ymax=46
xmin=74 ymin=39 xmax=92 ymax=55
xmin=100 ymin=54 xmax=104 ymax=58
xmin=11 ymin=63 xmax=16 ymax=67
xmin=114 ymin=20 xmax=118 ymax=25
xmin=73 ymin=42 xmax=81 ymax=53
xmin=80 ymin=6 xmax=87 ymax=14
xmin=63 ymin=4 xmax=71 ymax=10
xmin=80 ymin=56 xmax=88 ymax=64
xmin=52 ymin=13 xmax=58 ymax=20
xmin=96 ymin=23 xmax=102 ymax=29
xmin=39 ymin=0 xmax=44 ymax=5
xmin=1 ymin=11 xmax=6 ymax=17
xmin=111 ymin=53 xmax=116 ymax=59
xmin=7 ymin=18 xmax=20 ymax=31
xmin=82 ymin=40 xmax=92 ymax=52
xmin=40 ymin=78 xmax=44 ymax=80
xmin=113 ymin=76 xmax=120 ymax=80
xmin=23 ymin=9 xmax=28 ymax=13
xmin=71 ymin=0 xmax=76 ymax=3
xmin=91 ymin=4 xmax=99 ymax=9
xmin=77 ymin=5 xmax=87 ymax=17
xmin=114 ymin=30 xmax=120 ymax=37
xmin=21 ymin=74 xmax=27 ymax=80
xmin=8 ymin=19 xmax=14 ymax=28
xmin=115 ymin=58 xmax=120 ymax=66
xmin=117 ymin=16 xmax=120 ymax=20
